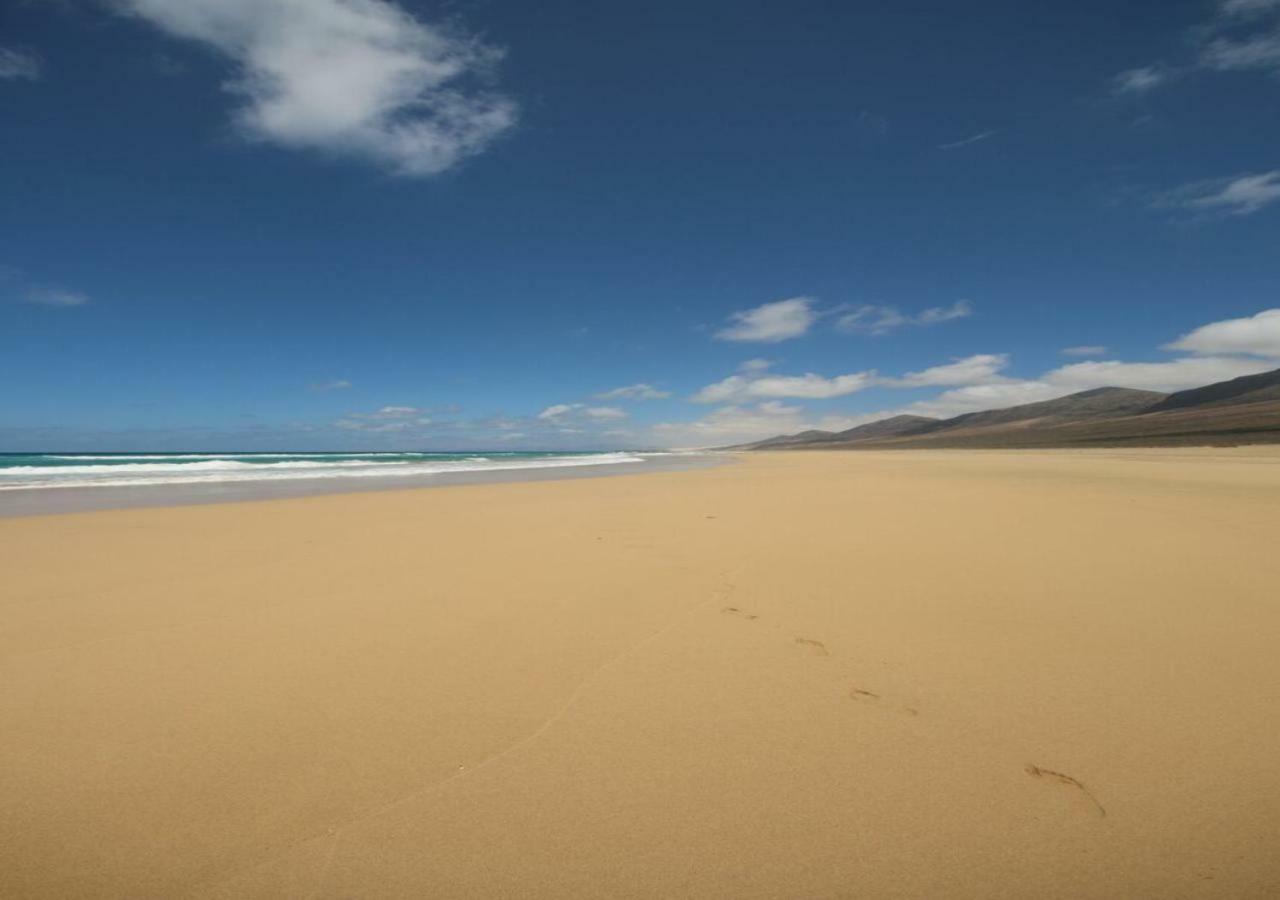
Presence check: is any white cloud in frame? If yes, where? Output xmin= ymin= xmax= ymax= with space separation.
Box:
xmin=112 ymin=0 xmax=516 ymax=176
xmin=1202 ymin=31 xmax=1280 ymax=70
xmin=715 ymin=297 xmax=815 ymax=343
xmin=1159 ymin=171 xmax=1280 ymax=217
xmin=583 ymin=406 xmax=627 ymax=420
xmin=1164 ymin=308 xmax=1280 ymax=358
xmin=693 ymin=353 xmax=1004 ymax=404
xmin=594 ymin=383 xmax=670 ymax=400
xmin=1046 ymin=356 xmax=1275 ymax=392
xmin=1113 ymin=65 xmax=1170 ymax=95
xmin=312 ymin=378 xmax=352 ymax=391
xmin=652 ymin=401 xmax=808 ymax=447
xmin=537 ymin=403 xmax=579 ymax=420
xmin=837 ymin=300 xmax=972 ymax=335
xmin=938 ymin=130 xmax=996 ymax=150
xmin=1062 ymin=345 xmax=1108 ymax=357
xmin=372 ymin=405 xmax=419 ymax=418
xmin=693 ymin=370 xmax=878 ymax=404
xmin=889 ymin=354 xmax=1010 ymax=387
xmin=23 ymin=287 xmax=90 ymax=307
xmin=904 ymin=381 xmax=1069 ymax=419
xmin=1221 ymin=0 xmax=1280 ymax=16
xmin=739 ymin=358 xmax=774 ymax=372
xmin=0 ymin=47 xmax=42 ymax=80
xmin=335 ymin=418 xmax=415 ymax=432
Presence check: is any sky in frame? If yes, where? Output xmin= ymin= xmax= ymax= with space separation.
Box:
xmin=2 ymin=0 xmax=1279 ymax=451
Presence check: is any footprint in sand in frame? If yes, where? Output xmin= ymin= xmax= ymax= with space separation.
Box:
xmin=848 ymin=687 xmax=919 ymax=716
xmin=721 ymin=606 xmax=759 ymax=620
xmin=1025 ymin=764 xmax=1107 ymax=818
xmin=794 ymin=637 xmax=829 ymax=656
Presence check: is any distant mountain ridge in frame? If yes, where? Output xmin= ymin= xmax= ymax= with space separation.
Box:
xmin=729 ymin=366 xmax=1280 ymax=450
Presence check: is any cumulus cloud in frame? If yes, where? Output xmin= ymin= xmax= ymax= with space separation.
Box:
xmin=693 ymin=353 xmax=1006 ymax=404
xmin=904 ymin=381 xmax=1071 ymax=419
xmin=594 ymin=383 xmax=670 ymax=400
xmin=692 ymin=370 xmax=878 ymax=404
xmin=0 ymin=47 xmax=42 ymax=80
xmin=1047 ymin=356 xmax=1273 ymax=391
xmin=888 ymin=354 xmax=1010 ymax=387
xmin=1159 ymin=171 xmax=1280 ymax=217
xmin=1164 ymin=308 xmax=1280 ymax=358
xmin=1061 ymin=345 xmax=1108 ymax=357
xmin=110 ymin=0 xmax=516 ymax=176
xmin=837 ymin=300 xmax=972 ymax=335
xmin=715 ymin=297 xmax=815 ymax=343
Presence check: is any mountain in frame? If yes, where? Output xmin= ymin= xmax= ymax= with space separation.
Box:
xmin=733 ymin=429 xmax=839 ymax=450
xmin=724 ymin=415 xmax=939 ymax=450
xmin=914 ymin=387 xmax=1166 ymax=435
xmin=740 ymin=368 xmax=1280 ymax=451
xmin=1143 ymin=367 xmax=1280 ymax=413
xmin=829 ymin=414 xmax=938 ymax=441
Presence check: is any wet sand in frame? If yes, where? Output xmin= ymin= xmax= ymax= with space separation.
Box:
xmin=3 ymin=448 xmax=1279 ymax=897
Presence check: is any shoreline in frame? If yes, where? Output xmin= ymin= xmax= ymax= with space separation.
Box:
xmin=0 ymin=451 xmax=726 ymax=518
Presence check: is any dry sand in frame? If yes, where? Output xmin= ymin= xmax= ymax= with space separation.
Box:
xmin=3 ymin=448 xmax=1279 ymax=898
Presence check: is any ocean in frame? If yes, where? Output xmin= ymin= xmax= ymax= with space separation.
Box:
xmin=0 ymin=451 xmax=648 ymax=492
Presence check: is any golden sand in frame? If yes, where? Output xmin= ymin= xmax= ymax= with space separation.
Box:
xmin=3 ymin=449 xmax=1280 ymax=898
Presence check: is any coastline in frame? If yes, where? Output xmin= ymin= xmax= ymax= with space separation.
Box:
xmin=4 ymin=448 xmax=1280 ymax=897
xmin=0 ymin=451 xmax=725 ymax=518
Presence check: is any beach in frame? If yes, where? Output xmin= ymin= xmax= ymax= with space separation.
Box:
xmin=3 ymin=448 xmax=1279 ymax=898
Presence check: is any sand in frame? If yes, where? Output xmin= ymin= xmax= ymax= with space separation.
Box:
xmin=3 ymin=448 xmax=1279 ymax=898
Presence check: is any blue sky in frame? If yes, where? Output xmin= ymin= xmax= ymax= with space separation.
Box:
xmin=2 ymin=0 xmax=1279 ymax=450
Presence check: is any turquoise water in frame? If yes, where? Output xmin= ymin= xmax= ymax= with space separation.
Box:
xmin=0 ymin=451 xmax=645 ymax=491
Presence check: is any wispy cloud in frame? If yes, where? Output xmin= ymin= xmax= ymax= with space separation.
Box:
xmin=836 ymin=300 xmax=972 ymax=336
xmin=1201 ymin=30 xmax=1280 ymax=70
xmin=938 ymin=130 xmax=996 ymax=150
xmin=594 ymin=383 xmax=670 ymax=400
xmin=23 ymin=287 xmax=90 ymax=307
xmin=2 ymin=268 xmax=90 ymax=307
xmin=111 ymin=0 xmax=516 ymax=176
xmin=0 ymin=47 xmax=42 ymax=80
xmin=1221 ymin=0 xmax=1280 ymax=16
xmin=537 ymin=402 xmax=628 ymax=423
xmin=693 ymin=371 xmax=878 ymax=404
xmin=1157 ymin=170 xmax=1280 ymax=217
xmin=692 ymin=353 xmax=1007 ymax=404
xmin=715 ymin=297 xmax=816 ymax=343
xmin=652 ymin=401 xmax=808 ymax=447
xmin=1114 ymin=0 xmax=1280 ymax=99
xmin=1112 ymin=65 xmax=1171 ymax=95
xmin=1061 ymin=345 xmax=1108 ymax=357
xmin=311 ymin=378 xmax=352 ymax=391
xmin=886 ymin=354 xmax=1010 ymax=387
xmin=537 ymin=403 xmax=579 ymax=420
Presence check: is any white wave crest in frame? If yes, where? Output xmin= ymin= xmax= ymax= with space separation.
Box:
xmin=0 ymin=453 xmax=644 ymax=491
